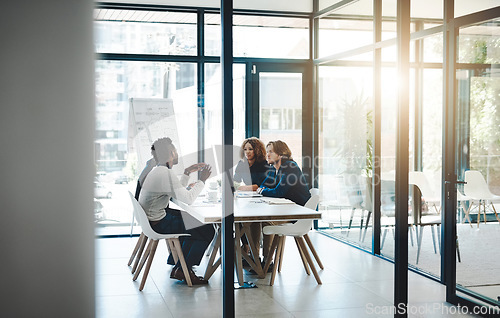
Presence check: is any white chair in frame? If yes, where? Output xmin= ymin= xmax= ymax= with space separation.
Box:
xmin=464 ymin=170 xmax=500 ymax=227
xmin=127 ymin=192 xmax=193 ymax=289
xmin=408 ymin=172 xmax=465 ymax=263
xmin=262 ymin=189 xmax=323 ymax=286
xmin=457 ymin=190 xmax=473 ymax=228
xmin=128 ymin=232 xmax=148 ymax=275
xmin=409 ymin=171 xmax=442 ymax=264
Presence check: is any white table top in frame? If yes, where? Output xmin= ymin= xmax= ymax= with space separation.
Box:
xmin=171 ymin=196 xmax=322 ymax=224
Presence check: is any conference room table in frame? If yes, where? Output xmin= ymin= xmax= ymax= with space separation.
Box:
xmin=171 ymin=192 xmax=322 ymax=286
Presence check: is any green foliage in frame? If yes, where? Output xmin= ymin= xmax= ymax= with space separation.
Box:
xmin=333 ymin=92 xmax=372 ymax=176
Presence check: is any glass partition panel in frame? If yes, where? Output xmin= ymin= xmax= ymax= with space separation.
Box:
xmin=407 ymin=68 xmax=443 ymax=277
xmin=94 ymin=61 xmax=197 ymax=235
xmin=318 ymin=0 xmax=347 ymax=12
xmin=456 ymin=18 xmax=500 ymax=303
xmin=382 ymin=21 xmax=397 ymax=41
xmin=94 ymin=9 xmax=197 ymax=55
xmin=378 ymin=49 xmax=398 ymax=259
xmin=423 ymin=32 xmax=444 ymax=63
xmin=455 ymin=1 xmax=500 ymax=18
xmin=259 ymin=72 xmax=303 ymax=167
xmin=317 ymin=65 xmax=373 ymax=250
xmin=205 ymin=14 xmax=309 ymax=58
xmin=204 ymin=63 xmax=246 ymax=150
xmin=318 ymin=17 xmax=373 ymax=58
xmin=458 ymin=19 xmax=500 ymax=64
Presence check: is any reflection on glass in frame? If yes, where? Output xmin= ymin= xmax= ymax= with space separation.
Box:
xmin=378 ymin=61 xmax=397 ymax=260
xmin=455 ymin=20 xmax=500 ymax=302
xmin=94 ymin=9 xmax=197 ymax=55
xmin=317 ymin=66 xmax=373 ymax=249
xmin=204 ymin=63 xmax=246 ymax=150
xmin=259 ymin=72 xmax=303 ymax=167
xmin=458 ymin=19 xmax=500 ymax=64
xmin=423 ymin=32 xmax=443 ymax=63
xmin=205 ymin=14 xmax=309 ymax=58
xmin=456 ymin=68 xmax=500 ymax=302
xmin=318 ymin=18 xmax=373 ymax=58
xmin=94 ymin=61 xmax=197 ymax=231
xmin=407 ymin=69 xmax=443 ymax=277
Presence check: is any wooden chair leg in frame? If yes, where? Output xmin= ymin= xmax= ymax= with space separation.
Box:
xmin=482 ymin=201 xmax=487 ymax=224
xmin=430 ymin=225 xmax=437 ymax=254
xmin=416 ymin=225 xmax=424 ymax=264
xmin=490 ymin=202 xmax=500 ymax=224
xmin=381 ymin=227 xmax=388 ymax=249
xmin=204 ymin=229 xmax=221 ymax=281
xmin=297 ymin=236 xmax=322 ymax=284
xmin=133 ymin=239 xmax=153 ymax=281
xmin=409 ymin=225 xmax=414 ymax=247
xmin=206 ymin=226 xmax=218 ymax=256
xmin=132 ymin=236 xmax=148 ymax=274
xmin=269 ymin=236 xmax=284 ymax=286
xmin=139 ymin=240 xmax=159 ymax=291
xmin=166 ymin=239 xmax=179 ymax=264
xmin=277 ymin=236 xmax=286 ymax=273
xmin=128 ymin=232 xmax=145 ymax=266
xmin=172 ymin=238 xmax=192 ymax=287
xmin=304 ymin=234 xmax=324 ymax=270
xmin=294 ymin=236 xmax=310 ymax=275
xmin=437 ymin=225 xmax=441 ymax=253
xmin=263 ymin=235 xmax=280 ymax=274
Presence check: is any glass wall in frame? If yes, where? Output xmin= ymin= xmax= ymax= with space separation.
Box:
xmin=259 ymin=72 xmax=303 ymax=167
xmin=94 ymin=60 xmax=197 ymax=233
xmin=204 ymin=63 xmax=246 ymax=149
xmin=456 ymin=18 xmax=500 ymax=303
xmin=317 ymin=65 xmax=373 ymax=249
xmin=205 ymin=14 xmax=309 ymax=58
xmin=94 ymin=7 xmax=308 ymax=235
xmin=94 ymin=9 xmax=197 ymax=55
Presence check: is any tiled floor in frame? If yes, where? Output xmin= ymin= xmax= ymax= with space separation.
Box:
xmin=96 ymin=232 xmax=481 ymax=317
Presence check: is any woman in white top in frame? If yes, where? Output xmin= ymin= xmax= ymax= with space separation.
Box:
xmin=139 ymin=137 xmax=214 ymax=284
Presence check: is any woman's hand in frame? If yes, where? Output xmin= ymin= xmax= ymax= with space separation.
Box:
xmin=199 ymin=165 xmax=212 ymax=183
xmin=238 ymin=184 xmax=258 ymax=191
xmin=184 ymin=163 xmax=207 ymax=176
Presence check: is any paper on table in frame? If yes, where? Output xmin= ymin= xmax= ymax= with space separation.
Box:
xmin=235 ymin=191 xmax=262 ymax=198
xmin=261 ymin=197 xmax=295 ymax=205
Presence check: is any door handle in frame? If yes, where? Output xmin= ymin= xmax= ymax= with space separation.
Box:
xmin=444 ymin=180 xmax=467 ymax=185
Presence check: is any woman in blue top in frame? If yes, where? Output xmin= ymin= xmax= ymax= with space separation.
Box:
xmin=255 ymin=140 xmax=311 ymax=268
xmin=257 ymin=140 xmax=311 ymax=206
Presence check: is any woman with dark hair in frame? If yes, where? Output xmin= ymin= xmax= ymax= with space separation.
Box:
xmin=233 ymin=137 xmax=270 ymax=191
xmin=233 ymin=137 xmax=271 ymax=260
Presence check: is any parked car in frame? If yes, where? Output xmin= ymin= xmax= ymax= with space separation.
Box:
xmin=94 ymin=182 xmax=112 ymax=199
xmin=114 ymin=174 xmax=130 ymax=184
xmin=94 ymin=198 xmax=104 ymax=221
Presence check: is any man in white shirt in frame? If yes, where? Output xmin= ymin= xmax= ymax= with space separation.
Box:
xmin=139 ymin=137 xmax=214 ymax=284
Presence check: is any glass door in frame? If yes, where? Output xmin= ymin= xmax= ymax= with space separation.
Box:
xmin=444 ymin=14 xmax=500 ymax=311
xmin=453 ymin=18 xmax=500 ymax=306
xmin=251 ymin=64 xmax=306 ymax=168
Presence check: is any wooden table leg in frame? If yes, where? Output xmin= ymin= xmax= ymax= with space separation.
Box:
xmin=234 ymin=224 xmax=244 ymax=286
xmin=204 ymin=226 xmax=221 ymax=281
xmin=240 ymin=223 xmax=265 ymax=278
